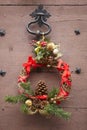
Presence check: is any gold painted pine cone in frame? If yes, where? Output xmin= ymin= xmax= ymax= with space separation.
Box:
xmin=28 ymin=109 xmax=38 ymax=115
xmin=39 ymin=109 xmax=49 ymax=116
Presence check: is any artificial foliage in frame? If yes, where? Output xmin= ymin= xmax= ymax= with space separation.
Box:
xmin=44 ymin=104 xmax=71 ymax=119
xmin=5 ymin=94 xmax=27 ymax=103
xmin=20 ymin=82 xmax=30 ymax=90
xmin=5 ymin=84 xmax=71 ymax=119
xmin=5 ymin=36 xmax=72 ymax=120
xmin=20 ymin=104 xmax=29 ymax=114
xmin=48 ymin=87 xmax=59 ymax=98
xmin=32 ymin=36 xmax=62 ymax=67
xmin=20 ymin=82 xmax=33 ymax=95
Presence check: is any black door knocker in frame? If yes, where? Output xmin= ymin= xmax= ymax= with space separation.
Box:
xmin=27 ymin=5 xmax=51 ymax=37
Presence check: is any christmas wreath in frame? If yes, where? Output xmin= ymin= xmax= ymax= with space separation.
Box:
xmin=5 ymin=36 xmax=72 ymax=119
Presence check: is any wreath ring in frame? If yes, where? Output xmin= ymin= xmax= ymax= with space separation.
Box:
xmin=17 ymin=56 xmax=72 ymax=116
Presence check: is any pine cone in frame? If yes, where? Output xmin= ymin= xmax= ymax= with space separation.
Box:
xmin=32 ymin=99 xmax=48 ymax=109
xmin=32 ymin=99 xmax=41 ymax=109
xmin=35 ymin=80 xmax=48 ymax=96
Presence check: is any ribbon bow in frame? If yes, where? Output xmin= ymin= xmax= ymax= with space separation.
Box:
xmin=23 ymin=56 xmax=41 ymax=74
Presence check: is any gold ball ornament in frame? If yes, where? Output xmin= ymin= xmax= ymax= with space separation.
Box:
xmin=47 ymin=64 xmax=51 ymax=67
xmin=47 ymin=42 xmax=56 ymax=50
xmin=25 ymin=99 xmax=32 ymax=107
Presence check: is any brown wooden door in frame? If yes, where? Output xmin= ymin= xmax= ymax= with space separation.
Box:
xmin=0 ymin=1 xmax=87 ymax=130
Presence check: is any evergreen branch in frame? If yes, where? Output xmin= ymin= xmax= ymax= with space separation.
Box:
xmin=20 ymin=82 xmax=31 ymax=90
xmin=5 ymin=94 xmax=27 ymax=104
xmin=25 ymin=89 xmax=34 ymax=95
xmin=5 ymin=95 xmax=19 ymax=103
xmin=44 ymin=104 xmax=71 ymax=120
xmin=20 ymin=104 xmax=29 ymax=114
xmin=20 ymin=82 xmax=34 ymax=95
xmin=18 ymin=94 xmax=28 ymax=102
xmin=20 ymin=82 xmax=33 ymax=95
xmin=48 ymin=87 xmax=59 ymax=98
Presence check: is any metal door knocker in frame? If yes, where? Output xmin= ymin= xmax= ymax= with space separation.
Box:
xmin=27 ymin=5 xmax=51 ymax=37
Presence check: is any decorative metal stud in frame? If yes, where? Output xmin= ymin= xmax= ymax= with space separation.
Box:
xmin=75 ymin=68 xmax=81 ymax=74
xmin=74 ymin=30 xmax=80 ymax=35
xmin=0 ymin=29 xmax=6 ymax=36
xmin=0 ymin=70 xmax=6 ymax=77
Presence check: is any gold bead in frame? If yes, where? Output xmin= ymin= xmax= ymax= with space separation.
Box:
xmin=47 ymin=64 xmax=51 ymax=67
xmin=53 ymin=101 xmax=56 ymax=104
xmin=25 ymin=99 xmax=32 ymax=107
xmin=51 ymin=98 xmax=54 ymax=101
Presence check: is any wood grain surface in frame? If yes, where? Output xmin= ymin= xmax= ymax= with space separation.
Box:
xmin=0 ymin=1 xmax=87 ymax=130
xmin=0 ymin=0 xmax=87 ymax=5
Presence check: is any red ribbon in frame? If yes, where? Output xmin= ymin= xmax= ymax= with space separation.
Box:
xmin=23 ymin=93 xmax=48 ymax=100
xmin=57 ymin=59 xmax=69 ymax=71
xmin=61 ymin=77 xmax=71 ymax=86
xmin=61 ymin=70 xmax=71 ymax=86
xmin=18 ymin=75 xmax=28 ymax=83
xmin=62 ymin=70 xmax=70 ymax=78
xmin=23 ymin=56 xmax=42 ymax=74
xmin=56 ymin=59 xmax=72 ymax=104
xmin=36 ymin=95 xmax=48 ymax=100
xmin=58 ymin=87 xmax=69 ymax=97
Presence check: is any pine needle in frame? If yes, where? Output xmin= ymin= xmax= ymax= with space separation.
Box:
xmin=20 ymin=82 xmax=33 ymax=95
xmin=44 ymin=104 xmax=71 ymax=120
xmin=20 ymin=104 xmax=29 ymax=114
xmin=48 ymin=88 xmax=59 ymax=98
xmin=20 ymin=82 xmax=30 ymax=90
xmin=5 ymin=95 xmax=19 ymax=103
xmin=5 ymin=94 xmax=27 ymax=104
